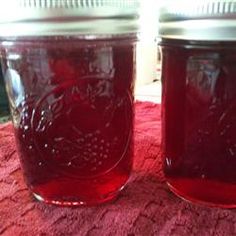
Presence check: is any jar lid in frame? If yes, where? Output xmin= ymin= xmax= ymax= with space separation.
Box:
xmin=159 ymin=0 xmax=236 ymax=41
xmin=0 ymin=0 xmax=141 ymax=37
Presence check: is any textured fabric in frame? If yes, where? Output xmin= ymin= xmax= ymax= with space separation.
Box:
xmin=0 ymin=102 xmax=236 ymax=236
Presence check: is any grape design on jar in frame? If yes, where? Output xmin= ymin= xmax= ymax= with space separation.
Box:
xmin=31 ymin=78 xmax=132 ymax=178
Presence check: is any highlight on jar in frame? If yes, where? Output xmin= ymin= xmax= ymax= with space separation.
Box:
xmin=159 ymin=0 xmax=236 ymax=208
xmin=0 ymin=0 xmax=141 ymax=206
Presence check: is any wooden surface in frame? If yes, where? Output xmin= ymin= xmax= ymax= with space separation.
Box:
xmin=0 ymin=102 xmax=236 ymax=236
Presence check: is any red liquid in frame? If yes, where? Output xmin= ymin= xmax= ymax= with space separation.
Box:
xmin=161 ymin=40 xmax=236 ymax=207
xmin=1 ymin=38 xmax=135 ymax=205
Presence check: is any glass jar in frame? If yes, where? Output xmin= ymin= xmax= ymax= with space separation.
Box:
xmin=0 ymin=0 xmax=140 ymax=206
xmin=159 ymin=0 xmax=236 ymax=208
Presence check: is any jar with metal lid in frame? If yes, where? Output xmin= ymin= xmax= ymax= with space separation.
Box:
xmin=0 ymin=0 xmax=140 ymax=206
xmin=159 ymin=0 xmax=236 ymax=208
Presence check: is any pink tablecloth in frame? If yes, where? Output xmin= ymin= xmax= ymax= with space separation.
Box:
xmin=0 ymin=102 xmax=235 ymax=236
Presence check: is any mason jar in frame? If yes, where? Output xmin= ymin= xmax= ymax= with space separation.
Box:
xmin=0 ymin=0 xmax=140 ymax=206
xmin=159 ymin=0 xmax=236 ymax=208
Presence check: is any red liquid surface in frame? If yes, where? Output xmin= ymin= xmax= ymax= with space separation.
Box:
xmin=1 ymin=38 xmax=135 ymax=205
xmin=161 ymin=40 xmax=236 ymax=207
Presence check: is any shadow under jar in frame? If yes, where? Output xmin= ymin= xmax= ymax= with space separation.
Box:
xmin=0 ymin=0 xmax=140 ymax=206
xmin=159 ymin=0 xmax=236 ymax=208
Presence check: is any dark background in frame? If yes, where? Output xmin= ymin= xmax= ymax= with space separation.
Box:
xmin=0 ymin=66 xmax=10 ymax=123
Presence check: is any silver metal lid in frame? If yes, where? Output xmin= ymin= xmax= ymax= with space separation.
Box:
xmin=159 ymin=0 xmax=236 ymax=41
xmin=0 ymin=0 xmax=141 ymax=37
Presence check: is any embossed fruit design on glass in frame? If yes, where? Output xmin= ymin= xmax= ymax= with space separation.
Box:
xmin=159 ymin=0 xmax=236 ymax=208
xmin=0 ymin=0 xmax=140 ymax=206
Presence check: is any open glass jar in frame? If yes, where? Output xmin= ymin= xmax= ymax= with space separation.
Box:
xmin=0 ymin=0 xmax=140 ymax=206
xmin=159 ymin=0 xmax=236 ymax=208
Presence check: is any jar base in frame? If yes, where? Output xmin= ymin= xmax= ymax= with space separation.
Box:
xmin=33 ymin=189 xmax=121 ymax=207
xmin=166 ymin=177 xmax=236 ymax=209
xmin=28 ymin=166 xmax=131 ymax=207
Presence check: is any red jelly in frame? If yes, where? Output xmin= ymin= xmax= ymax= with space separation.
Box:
xmin=1 ymin=38 xmax=136 ymax=206
xmin=0 ymin=1 xmax=140 ymax=206
xmin=159 ymin=1 xmax=236 ymax=207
